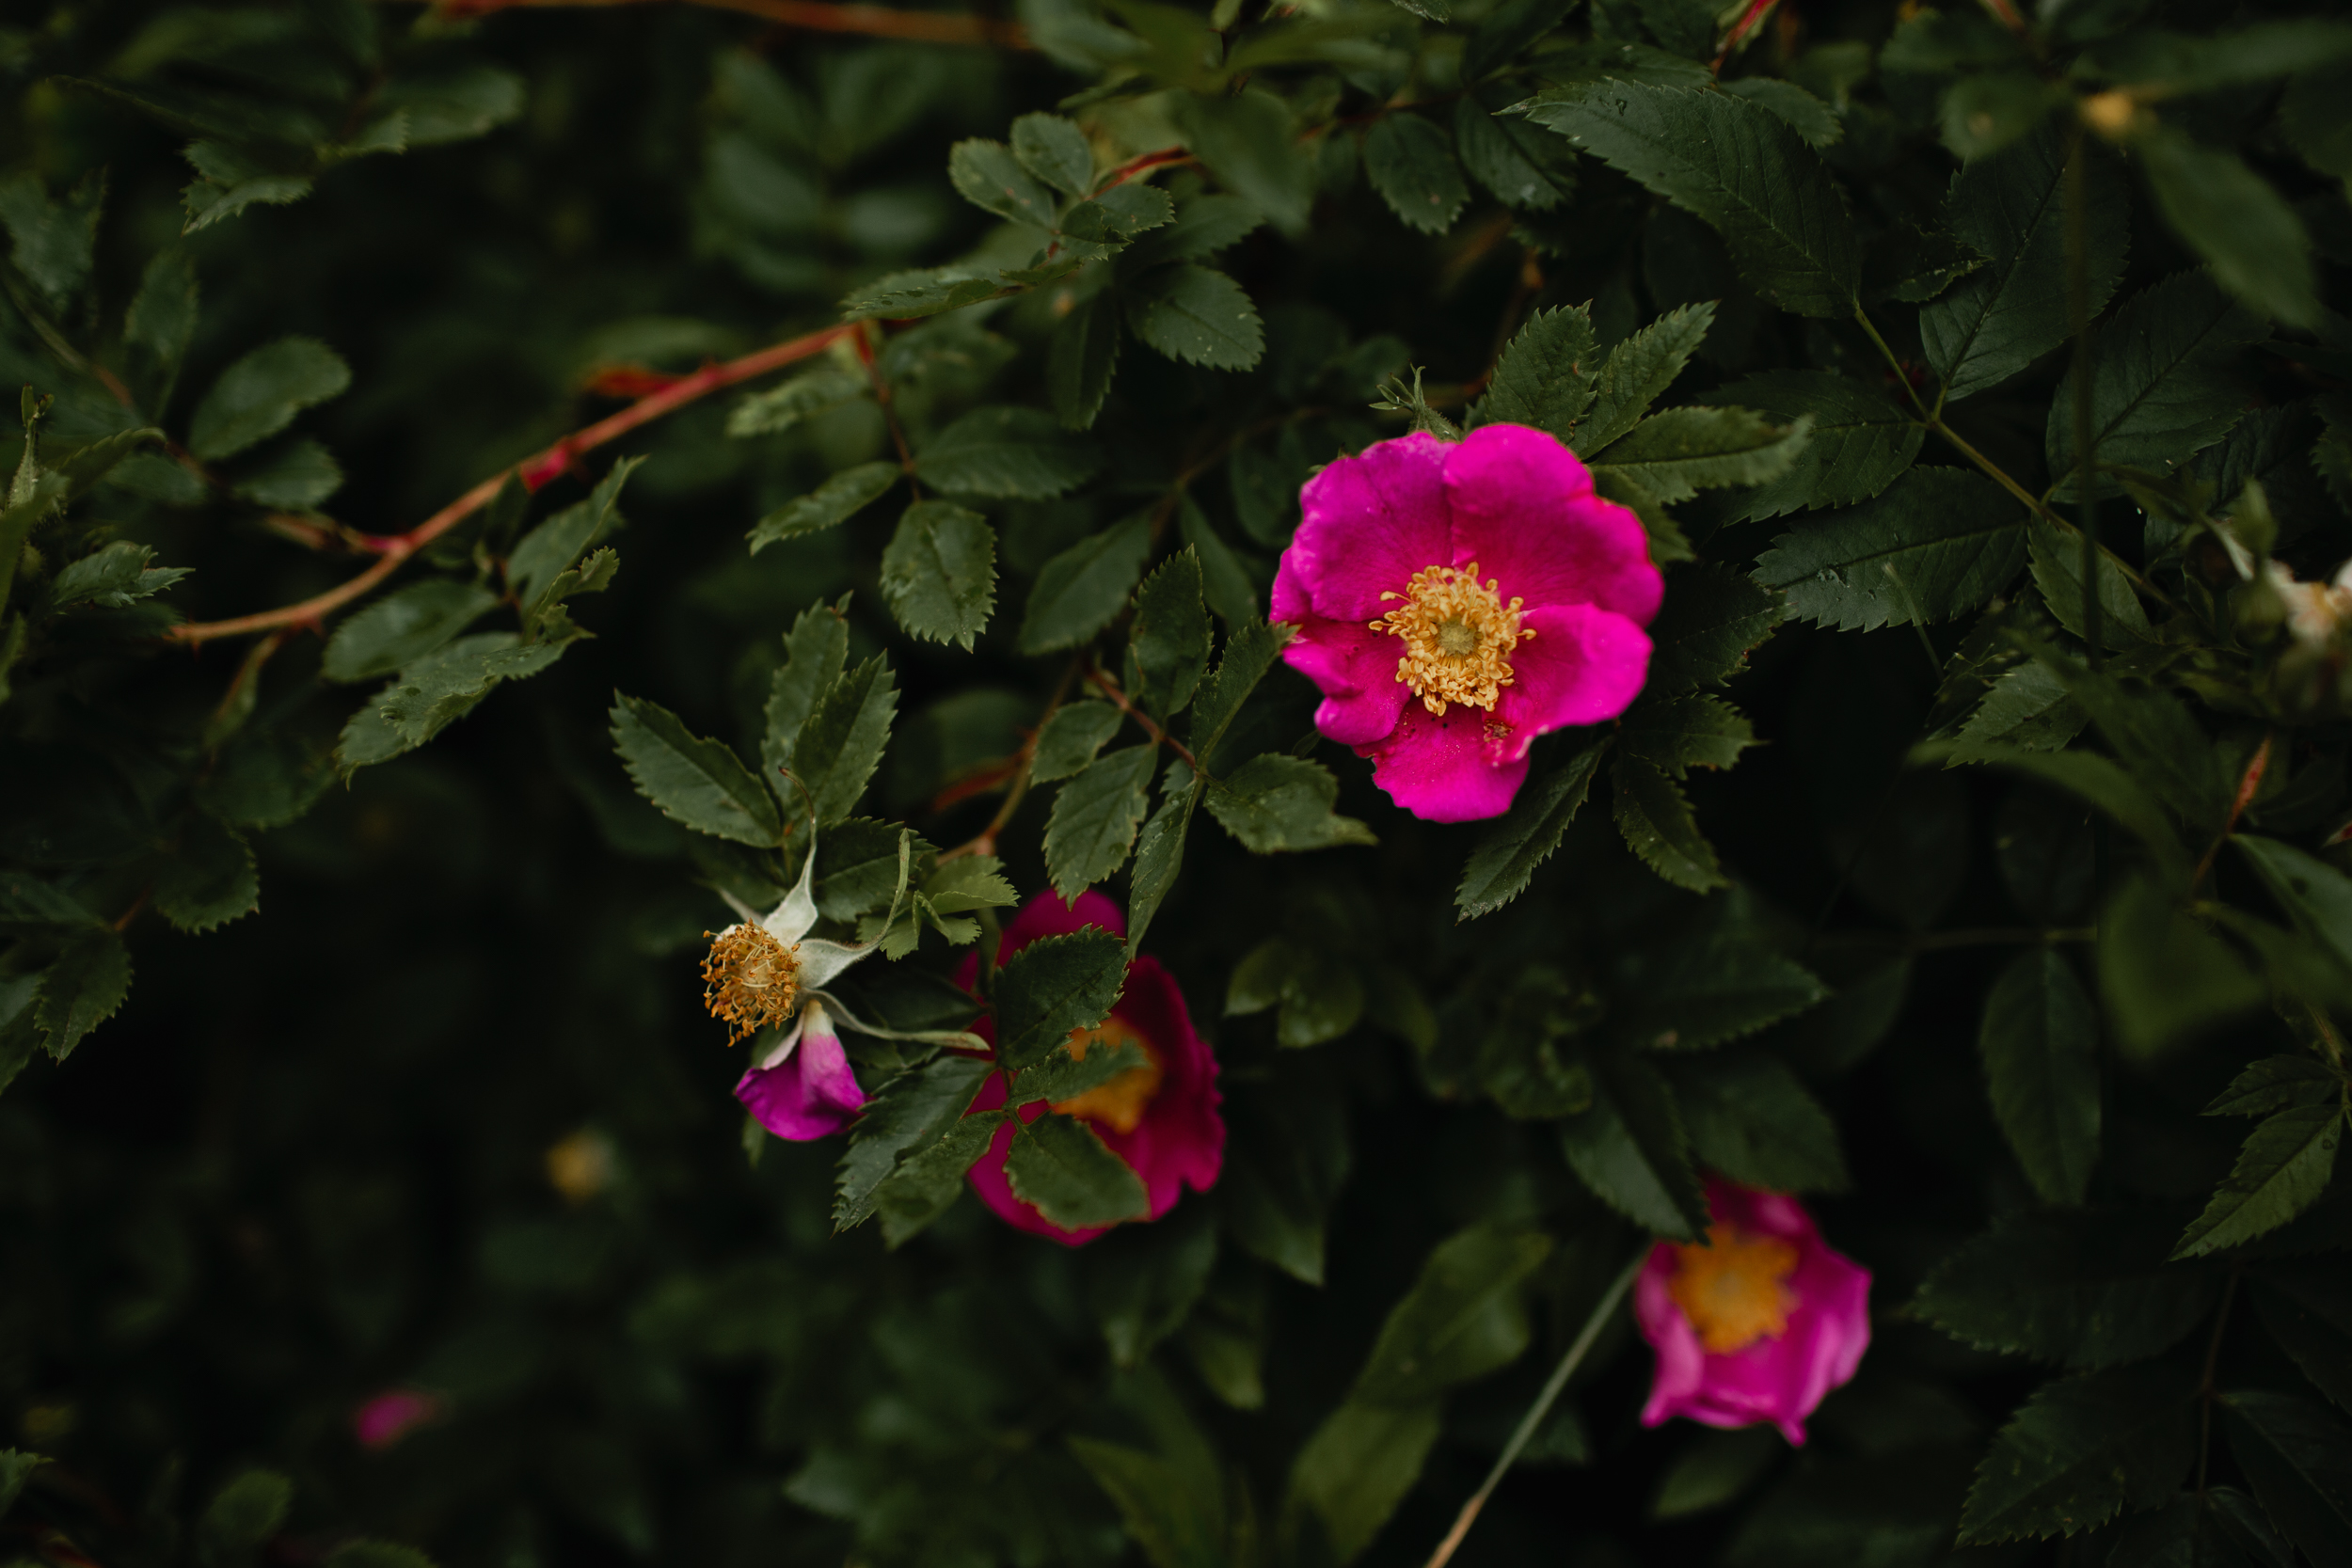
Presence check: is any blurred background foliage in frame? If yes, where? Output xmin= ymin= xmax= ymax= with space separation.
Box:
xmin=2 ymin=0 xmax=2352 ymax=1563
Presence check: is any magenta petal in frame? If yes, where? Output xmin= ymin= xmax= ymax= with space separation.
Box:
xmin=736 ymin=1029 xmax=866 ymax=1140
xmin=1442 ymin=424 xmax=1663 ymax=626
xmin=1291 ymin=433 xmax=1454 ymax=621
xmin=1495 ymin=604 xmax=1653 ymax=749
xmin=1284 ymin=612 xmax=1412 ymax=745
xmin=1361 ymin=705 xmax=1529 ymax=822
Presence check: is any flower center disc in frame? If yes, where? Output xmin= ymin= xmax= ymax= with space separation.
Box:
xmin=701 ymin=923 xmax=803 ymax=1045
xmin=1371 ymin=562 xmax=1534 ymax=716
xmin=1667 ymin=1223 xmax=1801 ymax=1354
xmin=1052 ymin=1019 xmax=1165 ymax=1135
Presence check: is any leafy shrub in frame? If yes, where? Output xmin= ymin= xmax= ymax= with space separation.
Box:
xmin=1 ymin=0 xmax=2349 ymax=1563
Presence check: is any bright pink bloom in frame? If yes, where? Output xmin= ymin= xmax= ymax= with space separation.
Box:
xmin=352 ymin=1389 xmax=441 ymax=1450
xmin=736 ymin=1002 xmax=866 ymax=1140
xmin=956 ymin=892 xmax=1222 ymax=1245
xmin=1634 ymin=1180 xmax=1871 ymax=1445
xmin=1272 ymin=424 xmax=1661 ymax=821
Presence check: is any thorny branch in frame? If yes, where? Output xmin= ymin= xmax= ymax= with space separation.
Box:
xmin=416 ymin=0 xmax=1030 ymax=47
xmin=167 ymin=323 xmax=856 ymax=646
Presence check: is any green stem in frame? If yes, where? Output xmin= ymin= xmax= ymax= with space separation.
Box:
xmin=1424 ymin=1253 xmax=1643 ymax=1568
xmin=2066 ymin=125 xmax=2103 ymax=670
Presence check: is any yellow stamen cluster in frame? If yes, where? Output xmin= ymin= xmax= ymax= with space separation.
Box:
xmin=700 ymin=923 xmax=802 ymax=1045
xmin=1667 ymin=1223 xmax=1801 ymax=1354
xmin=1370 ymin=562 xmax=1534 ymax=716
xmin=1051 ymin=1019 xmax=1165 ymax=1136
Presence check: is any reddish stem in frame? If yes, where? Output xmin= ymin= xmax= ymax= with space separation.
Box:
xmin=168 ymin=323 xmax=855 ymax=646
xmin=425 ymin=0 xmax=1030 ymax=46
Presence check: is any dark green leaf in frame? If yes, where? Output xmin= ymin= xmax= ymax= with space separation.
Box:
xmin=838 ymin=1064 xmax=991 ymax=1231
xmin=506 ymin=457 xmax=637 ymax=608
xmin=1168 ymin=89 xmax=1312 ymax=234
xmin=1009 ymin=1035 xmax=1149 ymax=1109
xmin=2173 ymin=1103 xmax=2344 ymax=1259
xmin=321 ymin=580 xmax=498 ymax=684
xmin=2236 ymin=836 xmax=2352 ymax=980
xmin=36 ymin=929 xmax=130 ymax=1061
xmin=1455 ymin=735 xmax=1611 ymax=917
xmin=1703 ymin=371 xmax=1923 ymax=519
xmin=2099 ymin=871 xmax=2264 ymax=1055
xmin=1462 ymin=0 xmax=1574 ymax=79
xmin=2253 ymin=1263 xmax=2352 ymax=1416
xmin=1651 ymin=1428 xmax=1783 ymax=1520
xmin=1720 ymin=78 xmax=1841 ymax=149
xmin=1189 ymin=618 xmax=1288 ymax=765
xmin=1069 ymin=1435 xmax=1226 ymax=1568
xmin=1033 ymin=702 xmax=1124 ymax=783
xmin=187 ymin=336 xmax=351 ymax=462
xmin=0 ymin=1449 xmax=42 ymax=1520
xmin=749 ymin=461 xmax=898 ymax=553
xmin=124 ymin=249 xmax=199 ymax=370
xmin=1355 ymin=1226 xmax=1552 ymax=1405
xmin=1920 ymin=119 xmax=2129 ymax=404
xmin=2205 ymin=1055 xmax=2338 ymax=1119
xmin=1472 ymin=304 xmax=1597 ymax=436
xmin=1006 ymin=1112 xmax=1149 ymax=1228
xmin=762 ymin=598 xmax=849 ymax=784
xmin=725 ymin=367 xmax=867 ymax=437
xmin=1557 ymin=1052 xmax=1708 ymax=1238
xmin=1285 ymin=1400 xmax=1444 ymax=1565
xmin=838 ymin=267 xmax=1003 ymax=324
xmin=1572 ymin=301 xmax=1715 ymax=456
xmin=948 ymin=137 xmax=1057 ymax=227
xmin=1516 ymin=82 xmax=1859 ymax=316
xmin=1123 ymin=263 xmax=1265 ymax=372
xmin=1613 ymin=750 xmax=1726 ymax=892
xmin=2046 ymin=271 xmax=2266 ymax=492
xmin=1612 ymin=927 xmax=1824 ymax=1051
xmin=1226 ymin=935 xmax=1363 ymax=1048
xmin=1453 ymin=97 xmax=1575 ymax=212
xmin=1045 ymin=743 xmax=1156 ymax=898
xmin=1048 ymin=289 xmax=1122 ymax=431
xmin=2220 ymin=1391 xmax=2352 ymax=1568
xmin=915 ymin=406 xmax=1103 ymax=499
xmin=1980 ymin=947 xmax=2101 ymax=1206
xmin=1591 ymin=405 xmax=1811 ymax=504
xmin=1645 ymin=565 xmax=1783 ymax=696
xmin=1363 ymin=113 xmax=1468 ymax=234
xmin=1126 ymin=786 xmax=1193 ymax=958
xmin=1957 ymin=1366 xmax=2193 ymax=1543
xmin=1202 ymin=753 xmax=1374 ymax=853
xmin=993 ymin=927 xmax=1127 ymax=1069
xmin=792 ymin=657 xmax=898 ymax=827
xmin=1223 ymin=1080 xmax=1350 ymax=1284
xmin=1011 ymin=112 xmax=1093 ymax=196
xmin=1130 ymin=549 xmax=1210 ymax=717
xmin=1020 ymin=515 xmax=1152 ymax=655
xmin=1914 ymin=1207 xmax=2222 ymax=1370
xmin=1755 ymin=467 xmax=2026 ymax=631
xmin=881 ymin=500 xmax=996 ymax=649
xmin=1670 ymin=1050 xmax=1849 ymax=1193
xmin=49 ymin=541 xmax=189 ymax=610
xmin=874 ymin=1112 xmax=1004 ymax=1247
xmin=378 ymin=61 xmax=524 ymax=145
xmin=232 ymin=436 xmax=342 ymax=509
xmin=2139 ymin=130 xmax=2319 ymax=329
xmin=154 ymin=813 xmax=258 ymax=934
xmin=198 ymin=1468 xmax=293 ymax=1568
xmin=610 ymin=692 xmax=786 ymax=847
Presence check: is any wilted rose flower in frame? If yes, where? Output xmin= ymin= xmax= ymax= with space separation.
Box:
xmin=1633 ymin=1179 xmax=1870 ymax=1445
xmin=1272 ymin=423 xmax=1662 ymax=822
xmin=736 ymin=998 xmax=866 ymax=1140
xmin=352 ymin=1388 xmax=441 ymax=1451
xmin=957 ymin=891 xmax=1222 ymax=1245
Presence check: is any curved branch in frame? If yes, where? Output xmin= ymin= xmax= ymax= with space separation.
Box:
xmin=424 ymin=0 xmax=1030 ymax=47
xmin=168 ymin=323 xmax=855 ymax=646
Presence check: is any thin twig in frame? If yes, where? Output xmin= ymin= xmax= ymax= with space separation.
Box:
xmin=2191 ymin=733 xmax=2272 ymax=887
xmin=1426 ymin=1253 xmax=1643 ymax=1568
xmin=167 ymin=323 xmax=855 ymax=646
xmin=938 ymin=658 xmax=1084 ymax=862
xmin=2196 ymin=1266 xmax=2242 ymax=1494
xmin=1087 ymin=667 xmax=1197 ymax=768
xmin=421 ymin=0 xmax=1030 ymax=46
xmin=2066 ymin=123 xmax=2103 ymax=668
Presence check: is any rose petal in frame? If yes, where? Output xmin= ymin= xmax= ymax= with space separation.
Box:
xmin=1283 ymin=611 xmax=1412 ymax=745
xmin=1493 ymin=603 xmax=1653 ymax=754
xmin=1442 ymin=424 xmax=1662 ymax=626
xmin=1361 ymin=704 xmax=1530 ymax=822
xmin=736 ymin=1023 xmax=866 ymax=1139
xmin=1289 ymin=433 xmax=1454 ymax=622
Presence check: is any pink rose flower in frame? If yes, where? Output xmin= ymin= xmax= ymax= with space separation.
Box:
xmin=1272 ymin=423 xmax=1663 ymax=821
xmin=352 ymin=1388 xmax=441 ymax=1450
xmin=956 ymin=891 xmax=1223 ymax=1245
xmin=1633 ymin=1180 xmax=1871 ymax=1445
xmin=736 ymin=1000 xmax=867 ymax=1140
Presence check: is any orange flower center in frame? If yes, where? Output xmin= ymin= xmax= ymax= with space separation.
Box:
xmin=1051 ymin=1019 xmax=1164 ymax=1135
xmin=700 ymin=923 xmax=802 ymax=1045
xmin=1370 ymin=562 xmax=1534 ymax=716
xmin=1667 ymin=1223 xmax=1801 ymax=1354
